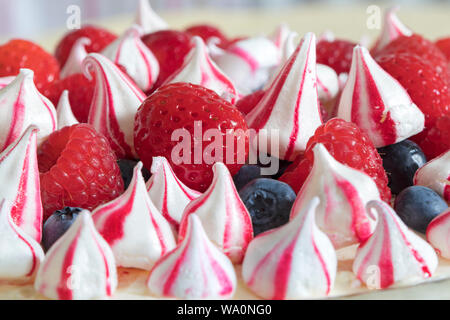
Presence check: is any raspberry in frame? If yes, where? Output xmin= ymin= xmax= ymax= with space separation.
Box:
xmin=279 ymin=119 xmax=391 ymax=203
xmin=316 ymin=39 xmax=357 ymax=74
xmin=134 ymin=82 xmax=249 ymax=192
xmin=418 ymin=116 xmax=450 ymax=160
xmin=55 ymin=25 xmax=117 ymax=68
xmin=0 ymin=39 xmax=60 ymax=91
xmin=436 ymin=37 xmax=450 ymax=61
xmin=38 ymin=124 xmax=124 ymax=220
xmin=235 ymin=90 xmax=265 ymax=115
xmin=185 ymin=24 xmax=228 ymax=46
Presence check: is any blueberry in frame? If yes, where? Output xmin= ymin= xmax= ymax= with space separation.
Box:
xmin=233 ymin=165 xmax=264 ymax=191
xmin=42 ymin=207 xmax=83 ymax=251
xmin=377 ymin=140 xmax=426 ymax=195
xmin=117 ymin=159 xmax=151 ymax=189
xmin=239 ymin=178 xmax=297 ymax=236
xmin=394 ymin=186 xmax=448 ymax=233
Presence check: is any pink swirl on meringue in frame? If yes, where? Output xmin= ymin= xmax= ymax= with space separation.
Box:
xmin=147 ymin=214 xmax=236 ymax=299
xmin=60 ymin=37 xmax=91 ymax=79
xmin=0 ymin=76 xmax=14 ymax=89
xmin=178 ymin=162 xmax=253 ymax=264
xmin=427 ymin=207 xmax=450 ymax=259
xmin=83 ymin=53 xmax=146 ymax=159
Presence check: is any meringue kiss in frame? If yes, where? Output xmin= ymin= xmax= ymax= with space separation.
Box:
xmin=0 ymin=126 xmax=43 ymax=242
xmin=0 ymin=69 xmax=57 ymax=151
xmin=135 ymin=0 xmax=168 ymax=34
xmin=146 ymin=157 xmax=201 ymax=230
xmin=246 ymin=32 xmax=323 ymax=161
xmin=60 ymin=37 xmax=91 ymax=79
xmin=337 ymin=46 xmax=425 ymax=148
xmin=56 ymin=90 xmax=79 ymax=129
xmin=102 ymin=25 xmax=160 ymax=92
xmin=35 ymin=211 xmax=118 ymax=300
xmin=242 ymin=197 xmax=337 ymax=300
xmin=147 ymin=214 xmax=237 ymax=299
xmin=164 ymin=36 xmax=238 ymax=104
xmin=0 ymin=199 xmax=44 ymax=281
xmin=93 ymin=162 xmax=176 ymax=270
xmin=427 ymin=207 xmax=450 ymax=259
xmin=83 ymin=53 xmax=146 ymax=159
xmin=178 ymin=162 xmax=253 ymax=264
xmin=291 ymin=143 xmax=380 ymax=248
xmin=353 ymin=200 xmax=438 ymax=289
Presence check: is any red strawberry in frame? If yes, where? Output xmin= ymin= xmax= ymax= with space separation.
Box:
xmin=316 ymin=39 xmax=357 ymax=74
xmin=185 ymin=24 xmax=228 ymax=46
xmin=235 ymin=90 xmax=265 ymax=115
xmin=418 ymin=116 xmax=450 ymax=160
xmin=375 ymin=34 xmax=448 ymax=75
xmin=279 ymin=119 xmax=391 ymax=203
xmin=38 ymin=124 xmax=124 ymax=220
xmin=55 ymin=25 xmax=117 ymax=68
xmin=42 ymin=73 xmax=95 ymax=123
xmin=134 ymin=82 xmax=249 ymax=192
xmin=376 ymin=53 xmax=450 ymax=142
xmin=436 ymin=37 xmax=450 ymax=60
xmin=0 ymin=39 xmax=60 ymax=91
xmin=141 ymin=30 xmax=193 ymax=92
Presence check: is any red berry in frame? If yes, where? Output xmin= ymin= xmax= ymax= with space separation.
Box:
xmin=55 ymin=25 xmax=117 ymax=68
xmin=376 ymin=53 xmax=450 ymax=141
xmin=235 ymin=90 xmax=265 ymax=115
xmin=0 ymin=39 xmax=60 ymax=91
xmin=38 ymin=124 xmax=124 ymax=220
xmin=185 ymin=24 xmax=228 ymax=46
xmin=134 ymin=82 xmax=249 ymax=192
xmin=316 ymin=39 xmax=357 ymax=74
xmin=418 ymin=116 xmax=450 ymax=160
xmin=141 ymin=30 xmax=193 ymax=91
xmin=436 ymin=37 xmax=450 ymax=61
xmin=42 ymin=73 xmax=95 ymax=123
xmin=279 ymin=119 xmax=391 ymax=203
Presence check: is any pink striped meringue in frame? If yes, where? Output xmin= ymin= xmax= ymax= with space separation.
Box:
xmin=246 ymin=32 xmax=323 ymax=161
xmin=35 ymin=211 xmax=118 ymax=300
xmin=164 ymin=36 xmax=238 ymax=104
xmin=0 ymin=76 xmax=14 ymax=89
xmin=93 ymin=162 xmax=176 ymax=270
xmin=427 ymin=208 xmax=450 ymax=259
xmin=0 ymin=69 xmax=57 ymax=151
xmin=146 ymin=157 xmax=201 ymax=230
xmin=56 ymin=90 xmax=79 ymax=130
xmin=414 ymin=150 xmax=450 ymax=202
xmin=353 ymin=200 xmax=438 ymax=289
xmin=60 ymin=37 xmax=91 ymax=79
xmin=337 ymin=46 xmax=424 ymax=148
xmin=292 ymin=144 xmax=380 ymax=249
xmin=269 ymin=23 xmax=291 ymax=52
xmin=178 ymin=162 xmax=253 ymax=264
xmin=371 ymin=7 xmax=412 ymax=55
xmin=147 ymin=214 xmax=237 ymax=299
xmin=135 ymin=0 xmax=168 ymax=34
xmin=242 ymin=197 xmax=337 ymax=300
xmin=102 ymin=25 xmax=160 ymax=92
xmin=0 ymin=199 xmax=44 ymax=281
xmin=213 ymin=36 xmax=279 ymax=95
xmin=83 ymin=53 xmax=146 ymax=159
xmin=0 ymin=126 xmax=43 ymax=242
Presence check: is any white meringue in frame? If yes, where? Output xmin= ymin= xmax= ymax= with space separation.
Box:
xmin=0 ymin=69 xmax=57 ymax=151
xmin=0 ymin=199 xmax=44 ymax=281
xmin=427 ymin=207 xmax=450 ymax=259
xmin=93 ymin=162 xmax=176 ymax=270
xmin=353 ymin=200 xmax=438 ymax=289
xmin=35 ymin=211 xmax=118 ymax=300
xmin=337 ymin=46 xmax=425 ymax=148
xmin=102 ymin=25 xmax=160 ymax=92
xmin=60 ymin=37 xmax=91 ymax=79
xmin=147 ymin=214 xmax=237 ymax=299
xmin=164 ymin=36 xmax=238 ymax=103
xmin=0 ymin=126 xmax=43 ymax=242
xmin=414 ymin=150 xmax=450 ymax=202
xmin=246 ymin=32 xmax=323 ymax=161
xmin=242 ymin=197 xmax=337 ymax=300
xmin=146 ymin=157 xmax=201 ymax=230
xmin=0 ymin=76 xmax=15 ymax=89
xmin=213 ymin=36 xmax=279 ymax=95
xmin=371 ymin=7 xmax=412 ymax=55
xmin=83 ymin=53 xmax=146 ymax=159
xmin=291 ymin=143 xmax=380 ymax=249
xmin=56 ymin=90 xmax=79 ymax=129
xmin=269 ymin=23 xmax=291 ymax=52
xmin=135 ymin=0 xmax=168 ymax=34
xmin=178 ymin=162 xmax=253 ymax=264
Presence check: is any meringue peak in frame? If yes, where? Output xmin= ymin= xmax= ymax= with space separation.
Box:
xmin=60 ymin=37 xmax=91 ymax=79
xmin=56 ymin=90 xmax=79 ymax=129
xmin=337 ymin=45 xmax=425 ymax=147
xmin=242 ymin=197 xmax=337 ymax=299
xmin=427 ymin=207 xmax=450 ymax=259
xmin=147 ymin=214 xmax=237 ymax=299
xmin=135 ymin=0 xmax=168 ymax=34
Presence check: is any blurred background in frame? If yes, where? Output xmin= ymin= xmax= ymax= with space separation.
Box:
xmin=0 ymin=0 xmax=449 ymax=50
